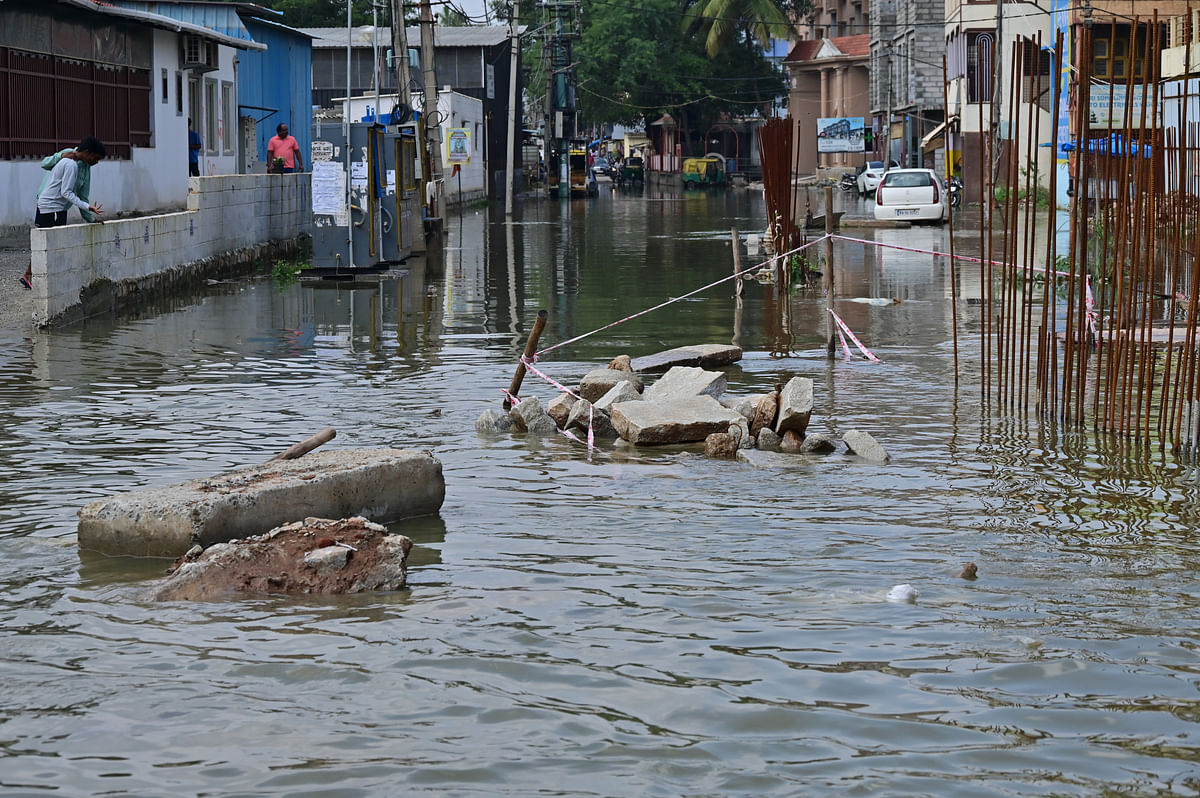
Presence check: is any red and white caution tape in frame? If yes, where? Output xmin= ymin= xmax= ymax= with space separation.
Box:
xmin=837 ymin=326 xmax=853 ymax=360
xmin=828 ymin=309 xmax=881 ymax=362
xmin=510 ymin=354 xmax=595 ymax=451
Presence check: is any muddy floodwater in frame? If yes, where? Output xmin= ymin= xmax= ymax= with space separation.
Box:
xmin=3 ymin=185 xmax=1200 ymax=795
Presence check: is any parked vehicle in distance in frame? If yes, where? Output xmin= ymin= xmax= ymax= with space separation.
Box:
xmin=620 ymin=155 xmax=644 ymax=183
xmin=682 ymin=155 xmax=726 ymax=187
xmin=856 ymin=160 xmax=894 ymax=195
xmin=592 ymin=157 xmax=613 ymax=178
xmin=839 ymin=172 xmax=857 ymax=192
xmin=947 ymin=175 xmax=963 ymax=207
xmin=874 ymin=168 xmax=947 ymax=224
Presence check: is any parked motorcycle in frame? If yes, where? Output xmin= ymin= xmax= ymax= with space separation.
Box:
xmin=947 ymin=176 xmax=963 ymax=207
xmin=839 ymin=173 xmax=858 ymax=192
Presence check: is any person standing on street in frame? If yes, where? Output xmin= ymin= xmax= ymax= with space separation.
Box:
xmin=20 ymin=136 xmax=107 ymax=290
xmin=267 ymin=123 xmax=302 ymax=173
xmin=188 ymin=118 xmax=202 ymax=177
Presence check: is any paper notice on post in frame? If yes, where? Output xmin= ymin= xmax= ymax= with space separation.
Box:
xmin=311 ymin=161 xmax=346 ymax=223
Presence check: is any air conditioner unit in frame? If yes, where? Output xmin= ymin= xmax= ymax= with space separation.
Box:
xmin=180 ymin=35 xmax=218 ymax=72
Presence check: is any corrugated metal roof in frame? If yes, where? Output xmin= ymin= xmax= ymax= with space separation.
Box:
xmin=54 ymin=0 xmax=266 ymax=50
xmin=303 ymin=25 xmax=516 ymax=49
xmin=112 ymin=1 xmax=256 ymax=43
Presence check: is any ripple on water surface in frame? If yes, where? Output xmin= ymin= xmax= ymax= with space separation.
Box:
xmin=2 ymin=195 xmax=1200 ymax=794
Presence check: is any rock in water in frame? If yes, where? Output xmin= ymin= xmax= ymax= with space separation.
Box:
xmin=959 ymin=562 xmax=978 ymax=580
xmin=756 ymin=428 xmax=781 ymax=451
xmin=610 ymin=396 xmax=744 ymax=444
xmin=750 ymin=390 xmax=779 ymax=439
xmin=704 ymin=425 xmax=744 ymax=459
xmin=843 ymin=429 xmax=890 ymax=463
xmin=630 ymin=344 xmax=743 ymax=373
xmin=547 ymin=393 xmax=577 ymax=428
xmin=146 ymin=517 xmax=414 ymax=601
xmin=644 ymin=366 xmax=728 ymax=402
xmin=476 ymin=408 xmax=513 ymax=434
xmin=775 ymin=377 xmax=813 ymax=436
xmin=579 ymin=368 xmax=645 ymax=402
xmin=779 ymin=430 xmax=804 ymax=453
xmin=608 ymin=354 xmax=634 ymax=372
xmin=799 ymin=433 xmax=836 ymax=454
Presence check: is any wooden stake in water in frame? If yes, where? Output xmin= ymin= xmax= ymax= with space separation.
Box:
xmin=504 ymin=309 xmax=549 ymax=410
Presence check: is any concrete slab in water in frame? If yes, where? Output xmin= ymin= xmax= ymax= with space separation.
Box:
xmin=631 ymin=344 xmax=742 ymax=373
xmin=77 ymin=448 xmax=445 ymax=557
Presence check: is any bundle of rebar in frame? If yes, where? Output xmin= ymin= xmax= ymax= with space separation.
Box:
xmin=973 ymin=14 xmax=1200 ymax=454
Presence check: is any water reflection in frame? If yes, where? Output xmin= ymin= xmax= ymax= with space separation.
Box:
xmin=1 ymin=191 xmax=1199 ymax=794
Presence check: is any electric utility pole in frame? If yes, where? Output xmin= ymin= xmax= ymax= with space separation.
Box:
xmin=419 ymin=0 xmax=446 ymax=222
xmin=505 ymin=0 xmax=521 ymax=215
xmin=390 ymin=0 xmax=412 ymax=112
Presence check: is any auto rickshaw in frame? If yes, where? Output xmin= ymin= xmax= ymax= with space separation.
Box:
xmin=682 ymin=155 xmax=726 ymax=188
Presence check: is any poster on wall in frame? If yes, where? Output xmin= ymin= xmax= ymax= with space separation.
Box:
xmin=1089 ymin=84 xmax=1160 ymax=128
xmin=816 ymin=117 xmax=865 ymax=153
xmin=446 ymin=128 xmax=471 ymax=164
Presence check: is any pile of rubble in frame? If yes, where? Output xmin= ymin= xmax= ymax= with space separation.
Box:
xmin=477 ymin=344 xmax=889 ymax=463
xmin=146 ymin=516 xmax=413 ymax=601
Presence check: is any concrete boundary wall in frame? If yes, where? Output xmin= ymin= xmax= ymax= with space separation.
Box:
xmin=30 ymin=173 xmax=312 ymax=326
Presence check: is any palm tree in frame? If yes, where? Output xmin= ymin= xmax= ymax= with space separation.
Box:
xmin=682 ymin=0 xmax=801 ymax=58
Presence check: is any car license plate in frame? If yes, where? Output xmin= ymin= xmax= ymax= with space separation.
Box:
xmin=897 ymin=208 xmax=918 ymax=216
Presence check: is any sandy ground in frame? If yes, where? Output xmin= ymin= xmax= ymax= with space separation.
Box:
xmin=0 ymin=227 xmax=35 ymax=332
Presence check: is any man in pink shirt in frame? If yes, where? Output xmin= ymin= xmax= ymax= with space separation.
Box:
xmin=267 ymin=123 xmax=303 ymax=173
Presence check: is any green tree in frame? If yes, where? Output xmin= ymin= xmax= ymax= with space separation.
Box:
xmin=682 ymin=0 xmax=809 ymax=58
xmin=575 ymin=0 xmax=783 ymax=148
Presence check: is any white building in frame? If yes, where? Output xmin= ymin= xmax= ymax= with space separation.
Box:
xmin=0 ymin=0 xmax=260 ymax=229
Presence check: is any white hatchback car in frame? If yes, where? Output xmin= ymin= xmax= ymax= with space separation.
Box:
xmin=873 ymin=168 xmax=947 ymax=224
xmin=856 ymin=160 xmax=888 ymax=195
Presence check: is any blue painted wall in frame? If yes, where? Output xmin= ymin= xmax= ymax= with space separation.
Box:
xmin=239 ymin=19 xmax=313 ymax=170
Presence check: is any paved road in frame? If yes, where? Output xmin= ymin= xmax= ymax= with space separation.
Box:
xmin=0 ymin=228 xmax=34 ymax=332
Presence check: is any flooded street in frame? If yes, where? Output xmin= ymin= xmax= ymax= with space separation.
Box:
xmin=3 ymin=185 xmax=1200 ymax=795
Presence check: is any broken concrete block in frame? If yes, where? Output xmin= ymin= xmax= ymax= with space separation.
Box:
xmin=566 ymin=401 xmax=618 ymax=438
xmin=631 ymin=344 xmax=743 ymax=373
xmin=644 ymin=366 xmax=727 ymax=402
xmin=547 ymin=393 xmax=577 ymax=428
xmin=476 ymin=408 xmax=513 ymax=434
xmin=756 ymin=428 xmax=781 ymax=451
xmin=77 ymin=449 xmax=445 ymax=557
xmin=800 ymin=432 xmax=837 ymax=454
xmin=595 ymin=380 xmax=642 ymax=411
xmin=775 ymin=377 xmax=813 ymax=436
xmin=779 ymin=430 xmax=804 ymax=453
xmin=146 ymin=516 xmax=412 ymax=600
xmin=843 ymin=429 xmax=890 ymax=463
xmin=508 ymin=396 xmax=545 ymax=431
xmin=750 ymin=390 xmax=779 ymax=438
xmin=610 ymin=395 xmax=744 ymax=444
xmin=723 ymin=394 xmax=766 ymax=422
xmin=579 ymin=368 xmax=644 ymax=402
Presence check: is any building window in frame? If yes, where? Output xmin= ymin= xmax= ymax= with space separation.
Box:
xmin=221 ymin=81 xmax=234 ymax=154
xmin=161 ymin=68 xmax=168 ymax=103
xmin=205 ymin=78 xmax=218 ymax=155
xmin=967 ymin=31 xmax=995 ymax=103
xmin=176 ymin=71 xmax=184 ymax=116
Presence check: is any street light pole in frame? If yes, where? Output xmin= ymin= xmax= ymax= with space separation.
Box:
xmin=505 ymin=0 xmax=521 ymax=216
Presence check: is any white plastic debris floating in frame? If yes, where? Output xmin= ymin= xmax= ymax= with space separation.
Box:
xmin=886 ymin=584 xmax=919 ymax=604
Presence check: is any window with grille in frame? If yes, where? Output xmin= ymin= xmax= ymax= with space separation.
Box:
xmin=0 ymin=45 xmax=151 ymax=160
xmin=221 ymin=81 xmax=233 ymax=154
xmin=204 ymin=78 xmax=217 ymax=155
xmin=966 ymin=31 xmax=994 ymax=103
